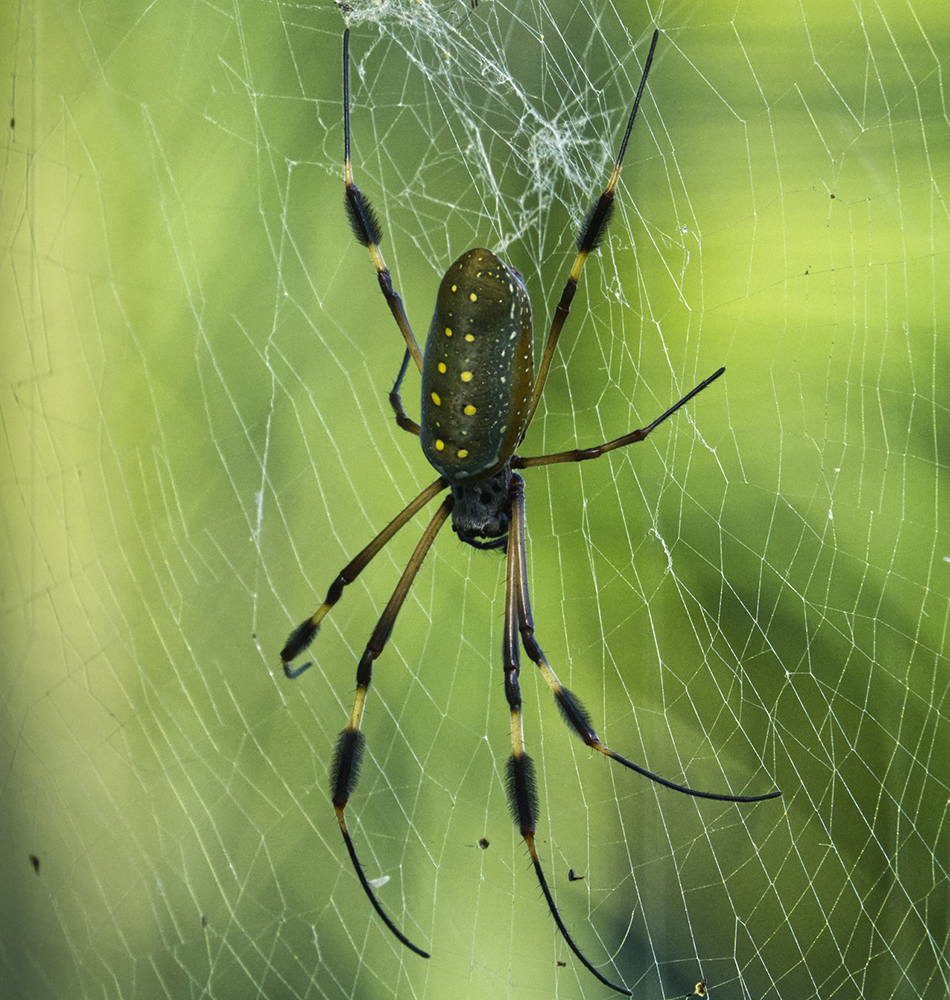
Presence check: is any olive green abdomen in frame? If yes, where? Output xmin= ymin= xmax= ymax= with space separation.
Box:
xmin=420 ymin=249 xmax=534 ymax=481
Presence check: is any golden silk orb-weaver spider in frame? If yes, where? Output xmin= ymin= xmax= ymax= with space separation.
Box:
xmin=281 ymin=28 xmax=781 ymax=994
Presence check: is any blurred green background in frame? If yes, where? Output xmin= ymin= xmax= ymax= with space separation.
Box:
xmin=2 ymin=1 xmax=947 ymax=998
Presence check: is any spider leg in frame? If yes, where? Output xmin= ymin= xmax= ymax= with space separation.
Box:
xmin=516 ymin=367 xmax=725 ymax=469
xmin=522 ymin=29 xmax=659 ymax=434
xmin=282 ymin=476 xmax=448 ymax=676
xmin=389 ymin=348 xmax=421 ymax=435
xmin=503 ymin=473 xmax=632 ymax=996
xmin=508 ymin=476 xmax=780 ymax=804
xmin=331 ymin=494 xmax=454 ymax=959
xmin=342 ymin=29 xmax=424 ymax=378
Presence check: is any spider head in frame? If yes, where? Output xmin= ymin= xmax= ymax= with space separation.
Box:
xmin=449 ymin=464 xmax=512 ymax=550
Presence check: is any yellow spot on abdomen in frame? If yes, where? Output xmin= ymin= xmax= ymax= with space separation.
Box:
xmin=457 ymin=449 xmax=469 ymax=459
xmin=445 ymin=327 xmax=453 ymax=337
xmin=463 ymin=404 xmax=476 ymax=416
xmin=438 ymin=362 xmax=447 ymax=374
xmin=465 ymin=333 xmax=475 ymax=342
xmin=469 ymin=292 xmax=477 ymax=302
xmin=460 ymin=371 xmax=473 ymax=382
xmin=431 ymin=392 xmax=441 ymax=406
xmin=435 ymin=439 xmax=445 ymax=451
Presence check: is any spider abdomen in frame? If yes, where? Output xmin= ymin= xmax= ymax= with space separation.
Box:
xmin=420 ymin=248 xmax=533 ymax=482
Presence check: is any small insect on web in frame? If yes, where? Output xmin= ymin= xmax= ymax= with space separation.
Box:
xmin=281 ymin=27 xmax=781 ymax=995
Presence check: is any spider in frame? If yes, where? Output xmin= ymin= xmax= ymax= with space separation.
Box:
xmin=282 ymin=28 xmax=780 ymax=994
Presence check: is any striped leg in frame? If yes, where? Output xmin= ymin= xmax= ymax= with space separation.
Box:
xmin=503 ymin=473 xmax=632 ymax=995
xmin=508 ymin=474 xmax=780 ymax=802
xmin=329 ymin=494 xmax=454 ymax=958
xmin=281 ymin=477 xmax=448 ymax=676
xmin=522 ymin=29 xmax=659 ymax=434
xmin=342 ymin=29 xmax=423 ymax=430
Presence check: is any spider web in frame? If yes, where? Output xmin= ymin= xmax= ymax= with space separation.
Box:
xmin=2 ymin=0 xmax=948 ymax=997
